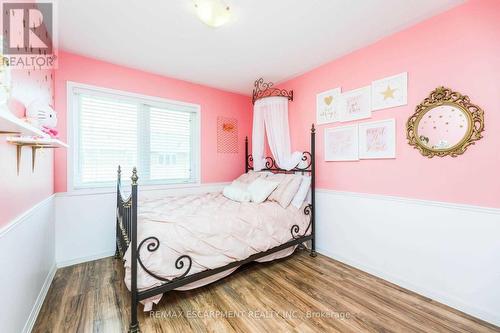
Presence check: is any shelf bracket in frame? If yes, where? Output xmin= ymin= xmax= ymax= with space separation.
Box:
xmin=32 ymin=146 xmax=36 ymax=172
xmin=16 ymin=145 xmax=21 ymax=175
xmin=13 ymin=144 xmax=59 ymax=175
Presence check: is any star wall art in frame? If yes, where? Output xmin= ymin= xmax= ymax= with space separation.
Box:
xmin=371 ymin=72 xmax=407 ymax=111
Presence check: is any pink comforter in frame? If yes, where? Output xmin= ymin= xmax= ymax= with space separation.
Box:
xmin=124 ymin=192 xmax=310 ymax=309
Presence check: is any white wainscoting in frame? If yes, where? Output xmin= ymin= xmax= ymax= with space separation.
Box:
xmin=315 ymin=189 xmax=500 ymax=326
xmin=55 ymin=182 xmax=229 ymax=267
xmin=0 ymin=195 xmax=56 ymax=333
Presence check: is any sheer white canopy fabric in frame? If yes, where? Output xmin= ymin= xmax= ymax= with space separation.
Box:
xmin=252 ymin=96 xmax=302 ymax=171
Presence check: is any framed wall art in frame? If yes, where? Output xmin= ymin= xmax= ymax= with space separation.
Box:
xmin=371 ymin=72 xmax=407 ymax=111
xmin=324 ymin=125 xmax=359 ymax=161
xmin=316 ymin=87 xmax=341 ymax=124
xmin=217 ymin=116 xmax=238 ymax=153
xmin=339 ymin=86 xmax=372 ymax=122
xmin=358 ymin=118 xmax=396 ymax=159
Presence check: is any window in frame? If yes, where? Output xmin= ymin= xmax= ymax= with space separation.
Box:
xmin=69 ymin=83 xmax=200 ymax=189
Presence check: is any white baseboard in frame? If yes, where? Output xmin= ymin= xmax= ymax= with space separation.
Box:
xmin=315 ymin=189 xmax=500 ymax=327
xmin=22 ymin=264 xmax=57 ymax=333
xmin=57 ymin=250 xmax=116 ymax=268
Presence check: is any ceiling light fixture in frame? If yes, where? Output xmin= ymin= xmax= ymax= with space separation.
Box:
xmin=194 ymin=0 xmax=231 ymax=28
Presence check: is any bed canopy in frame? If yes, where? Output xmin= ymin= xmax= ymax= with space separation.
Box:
xmin=251 ymin=78 xmax=302 ymax=171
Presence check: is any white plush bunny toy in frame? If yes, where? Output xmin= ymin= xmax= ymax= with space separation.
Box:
xmin=25 ymin=100 xmax=59 ymax=138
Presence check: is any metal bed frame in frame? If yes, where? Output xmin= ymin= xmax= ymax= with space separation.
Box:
xmin=115 ymin=124 xmax=316 ymax=333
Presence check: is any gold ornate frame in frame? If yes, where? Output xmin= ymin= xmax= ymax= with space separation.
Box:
xmin=406 ymin=86 xmax=484 ymax=158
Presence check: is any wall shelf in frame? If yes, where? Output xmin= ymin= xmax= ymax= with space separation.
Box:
xmin=6 ymin=136 xmax=69 ymax=174
xmin=0 ymin=107 xmax=69 ymax=174
xmin=0 ymin=109 xmax=46 ymax=137
xmin=6 ymin=136 xmax=69 ymax=148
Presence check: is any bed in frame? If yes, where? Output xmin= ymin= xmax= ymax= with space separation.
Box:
xmin=115 ymin=125 xmax=316 ymax=333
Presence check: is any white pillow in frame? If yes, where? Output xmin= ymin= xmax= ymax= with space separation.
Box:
xmin=230 ymin=180 xmax=248 ymax=189
xmin=222 ymin=181 xmax=251 ymax=202
xmin=247 ymin=178 xmax=280 ymax=204
xmin=291 ymin=176 xmax=312 ymax=209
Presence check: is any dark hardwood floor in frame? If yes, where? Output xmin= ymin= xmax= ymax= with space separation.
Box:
xmin=32 ymin=250 xmax=499 ymax=332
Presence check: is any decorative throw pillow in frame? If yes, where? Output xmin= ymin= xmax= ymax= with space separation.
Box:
xmin=276 ymin=175 xmax=302 ymax=208
xmin=291 ymin=176 xmax=312 ymax=209
xmin=269 ymin=173 xmax=300 ymax=202
xmin=247 ymin=178 xmax=280 ymax=204
xmin=266 ymin=173 xmax=287 ymax=199
xmin=268 ymin=173 xmax=292 ymax=202
xmin=223 ymin=181 xmax=251 ymax=202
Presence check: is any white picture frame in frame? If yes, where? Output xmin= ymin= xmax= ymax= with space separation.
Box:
xmin=358 ymin=118 xmax=396 ymax=159
xmin=339 ymin=86 xmax=372 ymax=122
xmin=371 ymin=72 xmax=408 ymax=111
xmin=324 ymin=125 xmax=359 ymax=161
xmin=316 ymin=87 xmax=341 ymax=124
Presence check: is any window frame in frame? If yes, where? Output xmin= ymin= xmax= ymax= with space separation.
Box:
xmin=67 ymin=81 xmax=201 ymax=194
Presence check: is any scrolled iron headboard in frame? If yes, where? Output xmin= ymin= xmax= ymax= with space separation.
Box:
xmin=245 ymin=151 xmax=313 ymax=174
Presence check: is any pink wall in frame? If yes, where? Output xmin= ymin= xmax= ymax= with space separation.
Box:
xmin=0 ymin=68 xmax=54 ymax=226
xmin=54 ymin=51 xmax=252 ymax=192
xmin=280 ymin=0 xmax=500 ymax=208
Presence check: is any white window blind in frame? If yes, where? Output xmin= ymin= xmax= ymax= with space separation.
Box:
xmin=71 ymin=86 xmax=200 ymax=189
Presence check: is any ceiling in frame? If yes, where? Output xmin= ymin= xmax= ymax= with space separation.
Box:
xmin=57 ymin=0 xmax=463 ymax=95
